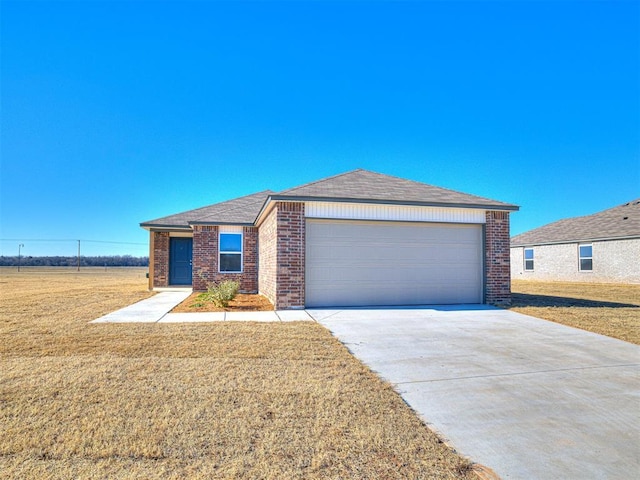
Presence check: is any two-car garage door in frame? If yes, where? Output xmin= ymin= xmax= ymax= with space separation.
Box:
xmin=305 ymin=219 xmax=483 ymax=307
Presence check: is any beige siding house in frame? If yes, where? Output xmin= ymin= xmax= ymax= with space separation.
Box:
xmin=511 ymin=200 xmax=640 ymax=284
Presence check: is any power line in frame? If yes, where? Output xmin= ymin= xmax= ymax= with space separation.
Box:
xmin=0 ymin=238 xmax=147 ymax=246
xmin=81 ymin=240 xmax=148 ymax=246
xmin=0 ymin=239 xmax=73 ymax=242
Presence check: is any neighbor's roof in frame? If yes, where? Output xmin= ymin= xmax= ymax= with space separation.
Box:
xmin=141 ymin=169 xmax=518 ymax=229
xmin=511 ymin=199 xmax=640 ymax=247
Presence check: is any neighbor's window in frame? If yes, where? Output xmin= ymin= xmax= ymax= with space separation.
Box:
xmin=524 ymin=248 xmax=534 ymax=271
xmin=219 ymin=233 xmax=242 ymax=273
xmin=579 ymin=244 xmax=593 ymax=271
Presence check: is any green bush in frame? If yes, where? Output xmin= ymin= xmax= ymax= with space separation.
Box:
xmin=204 ymin=280 xmax=240 ymax=308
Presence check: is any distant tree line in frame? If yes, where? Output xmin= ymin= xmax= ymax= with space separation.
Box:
xmin=0 ymin=255 xmax=149 ymax=267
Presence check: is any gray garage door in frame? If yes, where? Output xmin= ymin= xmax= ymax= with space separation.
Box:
xmin=305 ymin=219 xmax=483 ymax=307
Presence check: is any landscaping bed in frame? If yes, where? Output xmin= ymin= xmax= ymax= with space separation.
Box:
xmin=171 ymin=292 xmax=274 ymax=312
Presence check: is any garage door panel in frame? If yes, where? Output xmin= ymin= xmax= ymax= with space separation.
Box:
xmin=308 ymin=282 xmax=477 ymax=307
xmin=305 ymin=220 xmax=483 ymax=307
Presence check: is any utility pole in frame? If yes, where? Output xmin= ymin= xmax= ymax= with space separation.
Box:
xmin=18 ymin=244 xmax=24 ymax=272
xmin=77 ymin=240 xmax=81 ymax=272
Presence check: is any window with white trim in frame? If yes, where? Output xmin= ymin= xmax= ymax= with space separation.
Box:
xmin=219 ymin=233 xmax=242 ymax=273
xmin=524 ymin=248 xmax=534 ymax=271
xmin=579 ymin=244 xmax=593 ymax=271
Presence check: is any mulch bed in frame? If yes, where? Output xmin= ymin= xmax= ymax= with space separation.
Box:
xmin=171 ymin=292 xmax=275 ymax=313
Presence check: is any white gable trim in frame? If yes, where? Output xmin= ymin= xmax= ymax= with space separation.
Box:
xmin=305 ymin=201 xmax=486 ymax=224
xmin=219 ymin=225 xmax=244 ymax=233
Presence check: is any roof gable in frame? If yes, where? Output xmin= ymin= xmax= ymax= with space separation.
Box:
xmin=275 ymin=169 xmax=516 ymax=209
xmin=141 ymin=169 xmax=518 ymax=230
xmin=511 ymin=199 xmax=640 ymax=246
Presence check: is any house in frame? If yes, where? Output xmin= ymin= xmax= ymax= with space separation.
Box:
xmin=141 ymin=169 xmax=518 ymax=309
xmin=511 ymin=199 xmax=640 ymax=283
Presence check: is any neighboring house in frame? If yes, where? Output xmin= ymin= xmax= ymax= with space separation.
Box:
xmin=511 ymin=199 xmax=640 ymax=284
xmin=141 ymin=169 xmax=518 ymax=309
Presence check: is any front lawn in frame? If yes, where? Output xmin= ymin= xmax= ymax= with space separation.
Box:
xmin=510 ymin=280 xmax=640 ymax=345
xmin=0 ymin=268 xmax=473 ymax=479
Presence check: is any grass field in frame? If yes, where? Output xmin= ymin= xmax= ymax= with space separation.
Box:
xmin=511 ymin=280 xmax=640 ymax=345
xmin=0 ymin=268 xmax=473 ymax=480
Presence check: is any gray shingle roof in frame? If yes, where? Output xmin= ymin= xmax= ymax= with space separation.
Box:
xmin=511 ymin=199 xmax=640 ymax=247
xmin=141 ymin=169 xmax=517 ymax=229
xmin=275 ymin=169 xmax=517 ymax=209
xmin=140 ymin=190 xmax=274 ymax=228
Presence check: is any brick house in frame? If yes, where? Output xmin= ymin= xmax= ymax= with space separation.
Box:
xmin=511 ymin=199 xmax=640 ymax=284
xmin=141 ymin=169 xmax=518 ymax=309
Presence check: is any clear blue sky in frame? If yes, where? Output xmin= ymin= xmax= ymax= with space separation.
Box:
xmin=1 ymin=0 xmax=638 ymax=257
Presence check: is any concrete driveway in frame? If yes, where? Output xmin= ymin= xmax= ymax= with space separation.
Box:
xmin=309 ymin=305 xmax=640 ymax=480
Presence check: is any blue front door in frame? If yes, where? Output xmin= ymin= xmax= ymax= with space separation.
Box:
xmin=169 ymin=237 xmax=193 ymax=285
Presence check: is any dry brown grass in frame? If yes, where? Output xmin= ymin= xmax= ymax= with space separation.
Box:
xmin=0 ymin=267 xmax=473 ymax=479
xmin=511 ymin=280 xmax=640 ymax=345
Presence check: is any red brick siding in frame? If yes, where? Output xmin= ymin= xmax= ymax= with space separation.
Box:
xmin=485 ymin=211 xmax=512 ymax=306
xmin=152 ymin=231 xmax=170 ymax=288
xmin=192 ymin=225 xmax=259 ymax=293
xmin=258 ymin=208 xmax=277 ymax=305
xmin=275 ymin=202 xmax=305 ymax=309
xmin=241 ymin=227 xmax=259 ymax=293
xmin=192 ymin=225 xmax=218 ymax=291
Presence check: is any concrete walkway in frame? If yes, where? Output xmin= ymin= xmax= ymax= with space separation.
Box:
xmin=309 ymin=305 xmax=640 ymax=480
xmin=90 ymin=291 xmax=313 ymax=323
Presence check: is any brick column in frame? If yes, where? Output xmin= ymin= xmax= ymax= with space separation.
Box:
xmin=192 ymin=225 xmax=218 ymax=291
xmin=485 ymin=211 xmax=512 ymax=306
xmin=258 ymin=209 xmax=277 ymax=304
xmin=152 ymin=231 xmax=170 ymax=288
xmin=241 ymin=227 xmax=259 ymax=293
xmin=275 ymin=202 xmax=305 ymax=309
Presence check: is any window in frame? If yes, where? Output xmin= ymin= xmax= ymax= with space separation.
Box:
xmin=524 ymin=248 xmax=534 ymax=271
xmin=579 ymin=244 xmax=593 ymax=271
xmin=219 ymin=233 xmax=242 ymax=273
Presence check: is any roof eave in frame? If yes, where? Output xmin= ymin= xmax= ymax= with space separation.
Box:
xmin=188 ymin=221 xmax=255 ymax=227
xmin=253 ymin=194 xmax=518 ymax=227
xmin=511 ymin=234 xmax=640 ymax=247
xmin=254 ymin=198 xmax=276 ymax=227
xmin=140 ymin=223 xmax=193 ymax=231
xmin=268 ymin=194 xmax=519 ymax=211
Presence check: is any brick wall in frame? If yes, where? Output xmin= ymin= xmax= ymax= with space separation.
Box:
xmin=241 ymin=227 xmax=259 ymax=293
xmin=258 ymin=208 xmax=277 ymax=304
xmin=275 ymin=202 xmax=305 ymax=309
xmin=485 ymin=211 xmax=512 ymax=306
xmin=152 ymin=231 xmax=170 ymax=288
xmin=192 ymin=225 xmax=218 ymax=291
xmin=192 ymin=225 xmax=259 ymax=293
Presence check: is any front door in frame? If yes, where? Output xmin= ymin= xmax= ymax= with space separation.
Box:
xmin=169 ymin=237 xmax=193 ymax=285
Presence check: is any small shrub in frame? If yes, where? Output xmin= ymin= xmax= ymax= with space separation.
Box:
xmin=191 ymin=293 xmax=209 ymax=308
xmin=203 ymin=280 xmax=240 ymax=308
